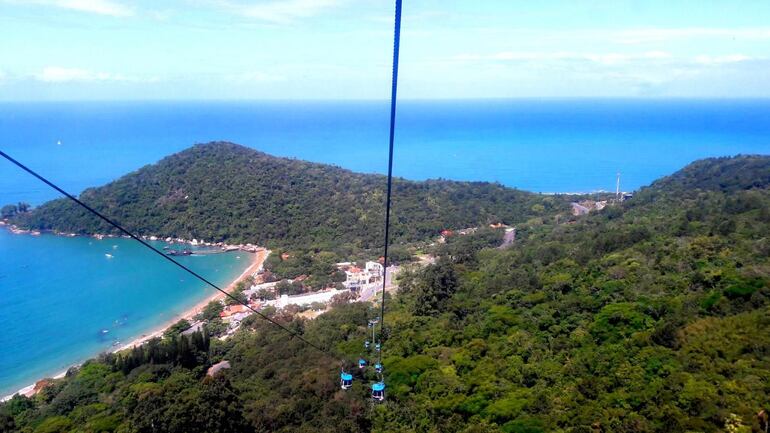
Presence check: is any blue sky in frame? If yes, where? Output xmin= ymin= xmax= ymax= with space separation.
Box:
xmin=1 ymin=0 xmax=770 ymax=100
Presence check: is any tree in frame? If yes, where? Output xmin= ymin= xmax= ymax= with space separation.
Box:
xmin=253 ymin=288 xmax=275 ymax=301
xmin=413 ymin=259 xmax=459 ymax=316
xmin=0 ymin=413 xmax=14 ymax=432
xmin=164 ymin=319 xmax=192 ymax=339
xmin=226 ymin=287 xmax=248 ymax=306
xmin=275 ymin=279 xmax=292 ymax=295
xmin=196 ymin=300 xmax=223 ymax=322
xmin=1 ymin=204 xmax=17 ymax=218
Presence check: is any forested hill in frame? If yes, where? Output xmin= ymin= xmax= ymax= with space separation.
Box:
xmin=644 ymin=154 xmax=770 ymax=194
xmin=10 ymin=141 xmax=568 ymax=249
xmin=3 ymin=155 xmax=770 ymax=433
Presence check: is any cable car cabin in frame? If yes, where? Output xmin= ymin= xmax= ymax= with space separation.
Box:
xmin=375 ymin=343 xmax=381 ymax=352
xmin=340 ymin=372 xmax=353 ymax=390
xmin=374 ymin=363 xmax=383 ymax=373
xmin=364 ymin=341 xmax=370 ymax=350
xmin=371 ymin=382 xmax=385 ymax=401
xmin=358 ymin=358 xmax=367 ymax=369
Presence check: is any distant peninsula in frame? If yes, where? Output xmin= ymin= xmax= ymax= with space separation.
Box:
xmin=9 ymin=141 xmax=574 ymax=249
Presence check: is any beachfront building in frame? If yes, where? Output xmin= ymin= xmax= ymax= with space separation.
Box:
xmin=219 ymin=304 xmax=248 ymax=321
xmin=344 ymin=266 xmax=367 ymax=290
xmin=339 ymin=261 xmax=383 ymax=291
xmin=245 ymin=281 xmax=280 ymax=299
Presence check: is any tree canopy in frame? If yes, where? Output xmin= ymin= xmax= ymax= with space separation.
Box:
xmin=10 ymin=142 xmax=569 ymax=251
xmin=3 ymin=154 xmax=770 ymax=433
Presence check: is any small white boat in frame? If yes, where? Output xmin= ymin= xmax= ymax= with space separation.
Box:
xmin=56 ymin=140 xmax=62 ymax=145
xmin=105 ymin=253 xmax=114 ymax=259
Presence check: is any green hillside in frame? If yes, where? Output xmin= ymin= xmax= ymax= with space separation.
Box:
xmin=3 ymin=154 xmax=770 ymax=433
xmin=645 ymin=154 xmax=770 ymax=194
xmin=10 ymin=142 xmax=569 ymax=250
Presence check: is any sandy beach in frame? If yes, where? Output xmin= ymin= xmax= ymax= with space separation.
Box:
xmin=2 ymin=248 xmax=268 ymax=402
xmin=112 ymin=248 xmax=268 ymax=352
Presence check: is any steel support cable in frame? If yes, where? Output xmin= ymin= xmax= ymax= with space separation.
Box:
xmin=0 ymin=149 xmax=332 ymax=357
xmin=378 ymin=0 xmax=403 ymax=367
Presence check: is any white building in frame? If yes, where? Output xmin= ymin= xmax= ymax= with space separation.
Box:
xmin=366 ymin=261 xmax=383 ymax=276
xmin=274 ymin=288 xmax=351 ymax=308
xmin=341 ymin=261 xmax=383 ymax=291
xmin=245 ymin=281 xmax=279 ymax=299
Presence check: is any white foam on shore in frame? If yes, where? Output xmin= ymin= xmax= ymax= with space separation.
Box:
xmin=1 ymin=385 xmax=34 ymax=402
xmin=1 ymin=370 xmax=68 ymax=402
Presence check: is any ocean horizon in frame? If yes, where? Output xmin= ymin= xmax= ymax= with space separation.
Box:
xmin=1 ymin=98 xmax=769 ymax=398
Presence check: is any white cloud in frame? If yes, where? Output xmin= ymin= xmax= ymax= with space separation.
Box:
xmin=444 ymin=49 xmax=768 ymax=97
xmin=451 ymin=50 xmax=764 ymax=70
xmin=694 ymin=54 xmax=753 ymax=65
xmin=212 ymin=0 xmax=341 ymax=23
xmin=35 ymin=67 xmax=132 ymax=83
xmin=453 ymin=51 xmax=672 ymax=66
xmin=229 ymin=71 xmax=286 ymax=83
xmin=4 ymin=0 xmax=134 ymax=16
xmin=614 ymin=28 xmax=770 ymax=44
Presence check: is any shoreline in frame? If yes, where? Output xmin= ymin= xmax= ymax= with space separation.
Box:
xmin=1 ymin=248 xmax=268 ymax=402
xmin=111 ymin=248 xmax=267 ymax=353
xmin=0 ymin=221 xmax=263 ymax=254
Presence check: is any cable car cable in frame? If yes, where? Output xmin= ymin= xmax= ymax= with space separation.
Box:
xmin=365 ymin=0 xmax=402 ymax=402
xmin=378 ymin=0 xmax=402 ymax=369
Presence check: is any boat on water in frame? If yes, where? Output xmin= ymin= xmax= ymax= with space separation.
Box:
xmin=105 ymin=253 xmax=114 ymax=259
xmin=167 ymin=249 xmax=193 ymax=256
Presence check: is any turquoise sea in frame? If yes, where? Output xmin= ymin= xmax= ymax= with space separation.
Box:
xmin=0 ymin=99 xmax=769 ymax=396
xmin=0 ymin=229 xmax=248 ymax=396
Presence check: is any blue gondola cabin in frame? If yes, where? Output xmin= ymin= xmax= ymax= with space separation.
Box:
xmin=371 ymin=382 xmax=385 ymax=401
xmin=358 ymin=358 xmax=367 ymax=369
xmin=340 ymin=372 xmax=353 ymax=390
